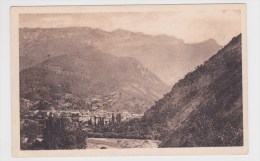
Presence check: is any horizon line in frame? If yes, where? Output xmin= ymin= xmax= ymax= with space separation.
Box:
xmin=19 ymin=26 xmax=223 ymax=46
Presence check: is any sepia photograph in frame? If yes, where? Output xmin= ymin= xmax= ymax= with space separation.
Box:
xmin=10 ymin=4 xmax=247 ymax=157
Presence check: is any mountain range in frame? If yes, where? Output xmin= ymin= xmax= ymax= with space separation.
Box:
xmin=20 ymin=27 xmax=222 ymax=85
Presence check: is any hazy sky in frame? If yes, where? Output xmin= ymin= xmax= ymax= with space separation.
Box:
xmin=20 ymin=10 xmax=241 ymax=45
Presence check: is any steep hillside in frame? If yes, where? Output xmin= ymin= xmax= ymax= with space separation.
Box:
xmin=140 ymin=34 xmax=243 ymax=147
xmin=20 ymin=47 xmax=168 ymax=113
xmin=20 ymin=27 xmax=222 ymax=85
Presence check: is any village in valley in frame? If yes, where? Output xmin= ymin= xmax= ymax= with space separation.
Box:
xmin=20 ymin=91 xmax=144 ymax=149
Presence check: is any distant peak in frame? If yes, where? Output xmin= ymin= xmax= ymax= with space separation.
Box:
xmin=194 ymin=38 xmax=221 ymax=47
xmin=154 ymin=34 xmax=183 ymax=42
xmin=112 ymin=28 xmax=129 ymax=33
xmin=204 ymin=38 xmax=218 ymax=44
xmin=114 ymin=28 xmax=124 ymax=32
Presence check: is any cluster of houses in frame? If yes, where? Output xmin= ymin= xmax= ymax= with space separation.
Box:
xmin=20 ymin=92 xmax=143 ymax=128
xmin=22 ymin=108 xmax=143 ymax=125
xmin=20 ymin=90 xmax=121 ymax=113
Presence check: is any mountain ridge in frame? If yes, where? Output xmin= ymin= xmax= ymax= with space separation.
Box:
xmin=20 ymin=27 xmax=222 ymax=85
xmin=20 ymin=46 xmax=169 ymax=113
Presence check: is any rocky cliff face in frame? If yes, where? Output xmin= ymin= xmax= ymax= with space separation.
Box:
xmin=141 ymin=34 xmax=243 ymax=147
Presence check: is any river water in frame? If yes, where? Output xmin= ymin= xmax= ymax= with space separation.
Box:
xmin=86 ymin=138 xmax=161 ymax=149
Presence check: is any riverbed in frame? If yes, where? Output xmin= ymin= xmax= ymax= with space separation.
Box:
xmin=86 ymin=138 xmax=161 ymax=149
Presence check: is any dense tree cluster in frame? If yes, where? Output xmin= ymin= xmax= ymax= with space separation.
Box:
xmin=22 ymin=113 xmax=87 ymax=150
xmin=42 ymin=113 xmax=87 ymax=149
